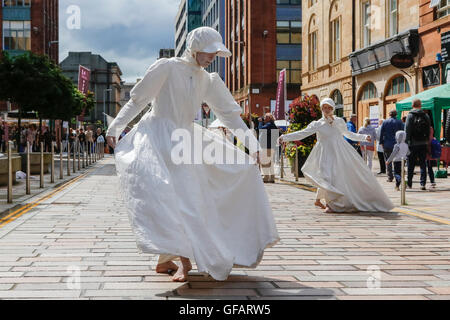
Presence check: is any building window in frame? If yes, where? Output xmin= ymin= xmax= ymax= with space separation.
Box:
xmin=2 ymin=0 xmax=31 ymax=6
xmin=423 ymin=65 xmax=440 ymax=87
xmin=438 ymin=0 xmax=450 ymax=18
xmin=361 ymin=82 xmax=377 ymax=100
xmin=387 ymin=76 xmax=410 ymax=96
xmin=362 ymin=1 xmax=371 ymax=48
xmin=331 ymin=90 xmax=344 ymax=117
xmin=330 ymin=18 xmax=341 ymax=62
xmin=277 ymin=20 xmax=302 ymax=44
xmin=309 ymin=31 xmax=318 ymax=71
xmin=388 ymin=0 xmax=398 ymax=37
xmin=2 ymin=20 xmax=31 ymax=51
xmin=277 ymin=60 xmax=301 ymax=84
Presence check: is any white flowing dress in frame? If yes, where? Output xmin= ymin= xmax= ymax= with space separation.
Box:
xmin=282 ymin=117 xmax=394 ymax=213
xmin=107 ymin=56 xmax=279 ymax=281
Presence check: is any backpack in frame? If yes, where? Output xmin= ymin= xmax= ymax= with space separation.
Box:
xmin=411 ymin=113 xmax=429 ymax=142
xmin=430 ymin=138 xmax=442 ymax=159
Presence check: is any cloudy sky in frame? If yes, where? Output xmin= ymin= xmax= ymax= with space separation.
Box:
xmin=59 ymin=0 xmax=181 ymax=83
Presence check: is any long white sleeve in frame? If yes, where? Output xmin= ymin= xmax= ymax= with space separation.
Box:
xmin=336 ymin=118 xmax=368 ymax=142
xmin=281 ymin=121 xmax=320 ymax=142
xmin=204 ymin=73 xmax=261 ymax=154
xmin=106 ymin=58 xmax=171 ymax=139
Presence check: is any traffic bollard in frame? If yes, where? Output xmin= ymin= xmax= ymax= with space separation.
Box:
xmin=51 ymin=142 xmax=55 ymax=183
xmin=40 ymin=142 xmax=44 ymax=188
xmin=77 ymin=141 xmax=81 ymax=171
xmin=280 ymin=145 xmax=284 ymax=179
xmin=67 ymin=142 xmax=71 ymax=176
xmin=401 ymin=158 xmax=406 ymax=205
xmin=295 ymin=148 xmax=299 ymax=182
xmin=7 ymin=141 xmax=13 ymax=203
xmin=60 ymin=142 xmax=63 ymax=179
xmin=26 ymin=141 xmax=31 ymax=195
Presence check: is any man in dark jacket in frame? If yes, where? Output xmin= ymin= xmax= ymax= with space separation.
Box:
xmin=258 ymin=113 xmax=278 ymax=183
xmin=380 ymin=110 xmax=404 ymax=182
xmin=405 ymin=99 xmax=431 ymax=190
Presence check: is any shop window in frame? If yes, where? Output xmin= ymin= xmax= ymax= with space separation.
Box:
xmin=361 ymin=82 xmax=377 ymax=100
xmin=437 ymin=0 xmax=450 ymax=19
xmin=387 ymin=76 xmax=410 ymax=96
xmin=423 ymin=65 xmax=440 ymax=88
xmin=277 ymin=60 xmax=302 ymax=84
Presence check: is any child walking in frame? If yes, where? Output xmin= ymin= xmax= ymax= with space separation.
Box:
xmin=386 ymin=131 xmax=410 ymax=191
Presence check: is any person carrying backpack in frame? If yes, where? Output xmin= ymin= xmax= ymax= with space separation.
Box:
xmin=405 ymin=99 xmax=431 ymax=190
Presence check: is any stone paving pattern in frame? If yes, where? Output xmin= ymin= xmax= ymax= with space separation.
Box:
xmin=0 ymin=156 xmax=448 ymax=300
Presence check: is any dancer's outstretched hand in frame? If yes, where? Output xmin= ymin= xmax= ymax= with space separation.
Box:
xmin=106 ymin=136 xmax=116 ymax=149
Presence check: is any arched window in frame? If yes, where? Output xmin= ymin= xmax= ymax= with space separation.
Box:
xmin=331 ymin=90 xmax=344 ymax=117
xmin=361 ymin=82 xmax=377 ymax=100
xmin=308 ymin=15 xmax=318 ymax=71
xmin=387 ymin=76 xmax=410 ymax=96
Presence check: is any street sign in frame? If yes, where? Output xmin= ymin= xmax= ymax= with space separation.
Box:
xmin=391 ymin=53 xmax=414 ymax=69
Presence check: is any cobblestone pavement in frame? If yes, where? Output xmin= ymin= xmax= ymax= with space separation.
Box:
xmin=0 ymin=155 xmax=448 ymax=300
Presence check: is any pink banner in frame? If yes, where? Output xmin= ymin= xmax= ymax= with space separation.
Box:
xmin=78 ymin=65 xmax=91 ymax=94
xmin=274 ymin=69 xmax=286 ymax=120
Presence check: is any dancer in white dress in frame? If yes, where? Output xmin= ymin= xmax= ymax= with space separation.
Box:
xmin=278 ymin=98 xmax=394 ymax=213
xmin=106 ymin=27 xmax=279 ymax=282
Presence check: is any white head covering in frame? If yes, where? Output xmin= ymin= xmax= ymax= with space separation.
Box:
xmin=184 ymin=27 xmax=232 ymax=58
xmin=320 ymin=98 xmax=336 ymax=111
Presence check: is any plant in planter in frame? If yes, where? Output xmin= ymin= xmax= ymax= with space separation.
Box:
xmin=284 ymin=95 xmax=322 ymax=176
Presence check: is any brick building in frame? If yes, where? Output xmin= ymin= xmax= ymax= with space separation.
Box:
xmin=1 ymin=0 xmax=59 ymax=111
xmin=224 ymin=0 xmax=302 ymax=118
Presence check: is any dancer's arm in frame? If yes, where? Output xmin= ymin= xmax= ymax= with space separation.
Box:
xmin=204 ymin=73 xmax=261 ymax=154
xmin=278 ymin=121 xmax=320 ymax=143
xmin=336 ymin=118 xmax=369 ymax=142
xmin=106 ymin=58 xmax=171 ymax=140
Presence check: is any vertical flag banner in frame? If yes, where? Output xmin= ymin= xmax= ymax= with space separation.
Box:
xmin=274 ymin=69 xmax=287 ymax=120
xmin=78 ymin=65 xmax=91 ymax=122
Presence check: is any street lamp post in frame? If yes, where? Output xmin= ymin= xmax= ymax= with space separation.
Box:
xmin=103 ymin=89 xmax=112 ymax=128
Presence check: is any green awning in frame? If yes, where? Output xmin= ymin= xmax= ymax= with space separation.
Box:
xmin=396 ymin=84 xmax=450 ymax=139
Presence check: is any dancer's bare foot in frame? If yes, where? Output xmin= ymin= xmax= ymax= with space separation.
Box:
xmin=324 ymin=205 xmax=335 ymax=213
xmin=155 ymin=261 xmax=179 ymax=274
xmin=172 ymin=257 xmax=192 ymax=282
xmin=314 ymin=200 xmax=326 ymax=210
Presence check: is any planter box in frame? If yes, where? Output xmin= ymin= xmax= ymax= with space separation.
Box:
xmin=0 ymin=155 xmax=22 ymax=186
xmin=19 ymin=153 xmax=52 ymax=175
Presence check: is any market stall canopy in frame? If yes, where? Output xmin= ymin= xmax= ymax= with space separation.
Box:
xmin=396 ymin=83 xmax=450 ymax=139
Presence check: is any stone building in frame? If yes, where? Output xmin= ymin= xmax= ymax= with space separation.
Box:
xmin=350 ymin=0 xmax=420 ymax=128
xmin=301 ymin=0 xmax=354 ymax=118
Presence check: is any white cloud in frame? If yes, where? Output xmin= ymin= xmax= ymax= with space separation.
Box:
xmin=59 ymin=0 xmax=181 ymax=82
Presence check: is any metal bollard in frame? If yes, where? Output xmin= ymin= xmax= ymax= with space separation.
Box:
xmin=67 ymin=142 xmax=71 ymax=176
xmin=401 ymin=158 xmax=406 ymax=205
xmin=295 ymin=148 xmax=299 ymax=182
xmin=7 ymin=141 xmax=13 ymax=203
xmin=82 ymin=142 xmax=86 ymax=168
xmin=72 ymin=142 xmax=76 ymax=173
xmin=84 ymin=142 xmax=88 ymax=167
xmin=60 ymin=142 xmax=63 ymax=179
xmin=51 ymin=142 xmax=55 ymax=183
xmin=40 ymin=142 xmax=44 ymax=188
xmin=87 ymin=142 xmax=90 ymax=165
xmin=26 ymin=141 xmax=31 ymax=195
xmin=77 ymin=141 xmax=81 ymax=171
xmin=280 ymin=145 xmax=284 ymax=179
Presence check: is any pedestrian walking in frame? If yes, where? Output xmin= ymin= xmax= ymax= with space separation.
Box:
xmin=345 ymin=114 xmax=362 ymax=156
xmin=405 ymin=99 xmax=431 ymax=190
xmin=258 ymin=113 xmax=278 ymax=183
xmin=105 ymin=27 xmax=279 ymax=282
xmin=358 ymin=117 xmax=377 ymax=170
xmin=380 ymin=110 xmax=404 ymax=182
xmin=385 ymin=131 xmax=410 ymax=191
xmin=375 ymin=119 xmax=386 ymax=175
xmin=278 ymin=98 xmax=394 ymax=213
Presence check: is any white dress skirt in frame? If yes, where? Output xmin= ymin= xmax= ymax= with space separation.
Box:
xmin=282 ymin=117 xmax=395 ymax=213
xmin=107 ymin=56 xmax=279 ymax=281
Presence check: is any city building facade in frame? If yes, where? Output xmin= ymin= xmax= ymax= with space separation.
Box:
xmin=224 ymin=0 xmax=302 ymax=118
xmin=349 ymin=0 xmax=419 ymax=128
xmin=60 ymin=52 xmax=123 ymax=126
xmin=175 ymin=0 xmax=202 ymax=57
xmin=301 ymin=0 xmax=354 ymax=118
xmin=1 ymin=0 xmax=59 ymax=111
xmin=159 ymin=48 xmax=175 ymax=59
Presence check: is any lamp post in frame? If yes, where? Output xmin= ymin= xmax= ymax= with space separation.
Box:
xmin=103 ymin=89 xmax=112 ymax=128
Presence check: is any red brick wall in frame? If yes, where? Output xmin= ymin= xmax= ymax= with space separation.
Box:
xmin=30 ymin=0 xmax=59 ymax=63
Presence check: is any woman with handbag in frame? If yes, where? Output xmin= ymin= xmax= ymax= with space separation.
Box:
xmin=358 ymin=118 xmax=377 ymax=171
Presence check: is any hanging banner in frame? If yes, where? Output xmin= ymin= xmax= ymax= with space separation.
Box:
xmin=274 ymin=69 xmax=287 ymax=120
xmin=78 ymin=65 xmax=91 ymax=122
xmin=370 ymin=105 xmax=380 ymax=127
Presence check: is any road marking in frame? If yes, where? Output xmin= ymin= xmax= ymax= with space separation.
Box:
xmin=276 ymin=179 xmax=450 ymax=226
xmin=0 ymin=172 xmax=90 ymax=229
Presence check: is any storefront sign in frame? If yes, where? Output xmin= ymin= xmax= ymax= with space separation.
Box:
xmin=441 ymin=31 xmax=450 ymax=61
xmin=370 ymin=105 xmax=379 ymax=127
xmin=390 ymin=53 xmax=414 ymax=69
